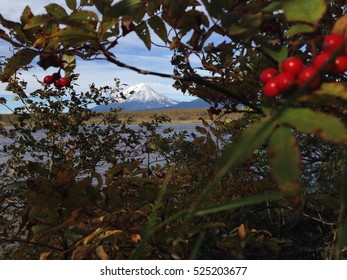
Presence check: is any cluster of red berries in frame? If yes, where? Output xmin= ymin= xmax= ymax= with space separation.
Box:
xmin=41 ymin=54 xmax=71 ymax=88
xmin=260 ymin=33 xmax=347 ymax=98
xmin=43 ymin=72 xmax=70 ymax=88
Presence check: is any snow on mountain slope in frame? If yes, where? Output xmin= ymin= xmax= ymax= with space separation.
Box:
xmin=117 ymin=83 xmax=178 ymax=107
xmin=93 ymin=83 xmax=202 ymax=112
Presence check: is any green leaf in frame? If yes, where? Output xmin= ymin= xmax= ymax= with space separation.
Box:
xmin=45 ymin=4 xmax=68 ymax=18
xmin=261 ymin=44 xmax=288 ymax=63
xmin=282 ymin=0 xmax=327 ymax=25
xmin=53 ymin=27 xmax=98 ymax=46
xmin=167 ymin=0 xmax=188 ymax=18
xmin=217 ymin=117 xmax=277 ymax=175
xmin=280 ymin=108 xmax=347 ymax=146
xmin=135 ymin=23 xmax=151 ymax=50
xmin=1 ymin=49 xmax=37 ymax=82
xmin=148 ymin=16 xmax=168 ymax=43
xmin=104 ymin=0 xmax=142 ymax=18
xmin=32 ymin=224 xmax=51 ymax=234
xmin=94 ymin=0 xmax=113 ymax=15
xmin=24 ymin=15 xmax=51 ymax=29
xmin=69 ymin=10 xmax=99 ymax=22
xmin=0 ymin=29 xmax=21 ymax=47
xmin=314 ymin=82 xmax=347 ymax=100
xmin=0 ymin=14 xmax=27 ymax=44
xmin=99 ymin=18 xmax=120 ymax=39
xmin=20 ymin=6 xmax=33 ymax=26
xmin=268 ymin=126 xmax=301 ymax=192
xmin=285 ymin=24 xmax=315 ymax=37
xmin=66 ymin=0 xmax=77 ymax=10
xmin=262 ymin=2 xmax=282 ymax=13
xmin=81 ymin=0 xmax=94 ymax=6
xmin=62 ymin=53 xmax=76 ymax=76
xmin=242 ymin=13 xmax=262 ymax=29
xmin=64 ymin=11 xmax=99 ymax=30
xmin=146 ymin=0 xmax=161 ymax=16
xmin=196 ymin=191 xmax=290 ymax=216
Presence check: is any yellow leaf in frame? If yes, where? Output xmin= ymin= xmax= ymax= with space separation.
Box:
xmin=92 ymin=216 xmax=105 ymax=225
xmin=83 ymin=228 xmax=103 ymax=245
xmin=238 ymin=224 xmax=246 ymax=239
xmin=96 ymin=246 xmax=109 ymax=260
xmin=39 ymin=252 xmax=50 ymax=260
xmin=332 ymin=13 xmax=347 ymax=39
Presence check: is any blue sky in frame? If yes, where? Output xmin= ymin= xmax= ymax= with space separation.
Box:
xmin=0 ymin=0 xmax=197 ymax=114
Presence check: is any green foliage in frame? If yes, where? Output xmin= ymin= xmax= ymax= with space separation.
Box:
xmin=1 ymin=49 xmax=37 ymax=82
xmin=217 ymin=117 xmax=277 ymax=176
xmin=148 ymin=16 xmax=168 ymax=43
xmin=0 ymin=0 xmax=346 ymax=260
xmin=268 ymin=126 xmax=301 ymax=193
xmin=280 ymin=108 xmax=347 ymax=146
xmin=135 ymin=22 xmax=151 ymax=50
xmin=282 ymin=0 xmax=327 ymax=25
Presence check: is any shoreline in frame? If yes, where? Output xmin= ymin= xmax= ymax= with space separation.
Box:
xmin=0 ymin=108 xmax=226 ymax=127
xmin=1 ymin=108 xmax=242 ymax=127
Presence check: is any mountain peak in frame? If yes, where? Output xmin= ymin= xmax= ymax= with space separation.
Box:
xmin=118 ymin=83 xmax=178 ymax=107
xmin=92 ymin=83 xmax=210 ymax=112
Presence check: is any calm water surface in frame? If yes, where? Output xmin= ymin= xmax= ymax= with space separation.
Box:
xmin=0 ymin=123 xmax=202 ymax=174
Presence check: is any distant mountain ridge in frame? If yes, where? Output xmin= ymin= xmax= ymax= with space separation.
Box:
xmin=92 ymin=83 xmax=210 ymax=112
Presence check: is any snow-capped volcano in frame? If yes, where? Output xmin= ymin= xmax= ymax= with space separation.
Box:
xmin=93 ymin=83 xmax=179 ymax=112
xmin=118 ymin=83 xmax=178 ymax=106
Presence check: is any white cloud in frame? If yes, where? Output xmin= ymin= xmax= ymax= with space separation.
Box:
xmin=0 ymin=0 xmax=59 ymax=21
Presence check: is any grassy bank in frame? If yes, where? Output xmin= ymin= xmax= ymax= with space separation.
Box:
xmin=0 ymin=108 xmax=208 ymax=126
xmin=107 ymin=108 xmax=211 ymax=124
xmin=0 ymin=108 xmax=242 ymax=127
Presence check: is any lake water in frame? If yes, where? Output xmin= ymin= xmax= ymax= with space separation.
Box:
xmin=0 ymin=122 xmax=204 ymax=176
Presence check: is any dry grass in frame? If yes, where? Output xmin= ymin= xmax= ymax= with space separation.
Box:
xmin=0 ymin=108 xmax=242 ymax=127
xmin=0 ymin=114 xmax=17 ymax=127
xmin=117 ymin=108 xmax=210 ymax=123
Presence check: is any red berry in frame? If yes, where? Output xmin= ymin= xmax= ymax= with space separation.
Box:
xmin=281 ymin=57 xmax=303 ymax=76
xmin=55 ymin=78 xmax=70 ymax=88
xmin=332 ymin=56 xmax=347 ymax=74
xmin=263 ymin=78 xmax=280 ymax=97
xmin=313 ymin=52 xmax=334 ymax=73
xmin=43 ymin=75 xmax=54 ymax=84
xmin=276 ymin=72 xmax=295 ymax=92
xmin=60 ymin=77 xmax=70 ymax=87
xmin=297 ymin=66 xmax=321 ymax=90
xmin=54 ymin=79 xmax=63 ymax=88
xmin=260 ymin=67 xmax=278 ymax=84
xmin=323 ymin=34 xmax=345 ymax=54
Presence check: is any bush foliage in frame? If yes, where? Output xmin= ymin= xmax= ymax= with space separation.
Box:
xmin=0 ymin=0 xmax=346 ymax=259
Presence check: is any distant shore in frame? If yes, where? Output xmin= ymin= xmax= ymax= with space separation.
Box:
xmin=0 ymin=108 xmax=237 ymax=127
xmin=0 ymin=108 xmax=243 ymax=127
